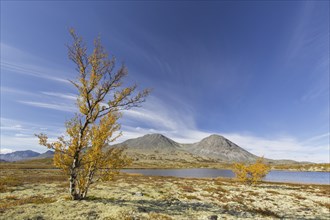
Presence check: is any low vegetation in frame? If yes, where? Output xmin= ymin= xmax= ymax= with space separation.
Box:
xmin=233 ymin=157 xmax=270 ymax=185
xmin=272 ymin=163 xmax=330 ymax=172
xmin=0 ymin=168 xmax=329 ymax=219
xmin=0 ymin=195 xmax=55 ymax=213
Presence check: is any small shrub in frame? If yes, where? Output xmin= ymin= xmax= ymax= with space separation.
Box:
xmin=233 ymin=157 xmax=270 ymax=185
xmin=5 ymin=195 xmax=18 ymax=200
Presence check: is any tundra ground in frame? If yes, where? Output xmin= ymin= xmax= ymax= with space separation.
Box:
xmin=0 ymin=168 xmax=329 ymax=220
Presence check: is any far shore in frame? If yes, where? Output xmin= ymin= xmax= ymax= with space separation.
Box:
xmin=1 ymin=158 xmax=329 ymax=172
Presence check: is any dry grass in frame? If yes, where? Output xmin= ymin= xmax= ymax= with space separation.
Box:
xmin=0 ymin=158 xmax=56 ymax=169
xmin=0 ymin=168 xmax=66 ymax=194
xmin=0 ymin=177 xmax=22 ymax=192
xmin=179 ymin=185 xmax=195 ymax=193
xmin=148 ymin=212 xmax=173 ymax=220
xmin=203 ymin=187 xmax=217 ymax=193
xmin=246 ymin=207 xmax=282 ymax=218
xmin=183 ymin=195 xmax=200 ymax=200
xmin=266 ymin=190 xmax=280 ymax=195
xmin=292 ymin=193 xmax=306 ymax=200
xmin=315 ymin=201 xmax=330 ymax=210
xmin=315 ymin=185 xmax=330 ymax=197
xmin=246 ymin=190 xmax=259 ymax=197
xmin=0 ymin=195 xmax=56 ymax=213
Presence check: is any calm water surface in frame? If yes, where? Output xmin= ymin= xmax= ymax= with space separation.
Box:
xmin=122 ymin=168 xmax=330 ymax=185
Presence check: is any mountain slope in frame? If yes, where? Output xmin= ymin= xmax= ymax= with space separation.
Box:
xmin=112 ymin=134 xmax=208 ymax=163
xmin=118 ymin=133 xmax=181 ymax=150
xmin=33 ymin=150 xmax=55 ymax=159
xmin=184 ymin=134 xmax=258 ymax=162
xmin=0 ymin=150 xmax=54 ymax=162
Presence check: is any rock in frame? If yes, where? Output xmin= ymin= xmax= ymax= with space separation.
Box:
xmin=134 ymin=192 xmax=143 ymax=196
xmin=208 ymin=215 xmax=218 ymax=220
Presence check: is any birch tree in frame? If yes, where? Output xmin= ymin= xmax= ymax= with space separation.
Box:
xmin=233 ymin=157 xmax=270 ymax=185
xmin=37 ymin=29 xmax=150 ymax=200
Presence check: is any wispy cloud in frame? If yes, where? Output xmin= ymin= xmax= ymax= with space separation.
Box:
xmin=117 ymin=96 xmax=329 ymax=163
xmin=18 ymin=101 xmax=75 ymax=112
xmin=122 ymin=96 xmax=196 ymax=131
xmin=41 ymin=92 xmax=77 ymax=100
xmin=2 ymin=87 xmax=78 ymax=113
xmin=222 ymin=133 xmax=329 ymax=163
xmin=303 ymin=133 xmax=330 ymax=143
xmin=1 ymin=61 xmax=70 ymax=83
xmin=0 ymin=43 xmax=71 ymax=84
xmin=1 ymin=86 xmax=37 ymax=96
xmin=1 ymin=118 xmax=64 ymax=136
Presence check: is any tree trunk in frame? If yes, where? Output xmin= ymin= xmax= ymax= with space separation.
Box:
xmin=70 ymin=155 xmax=80 ymax=200
xmin=80 ymin=168 xmax=94 ymax=199
xmin=81 ymin=187 xmax=88 ymax=199
xmin=69 ymin=173 xmax=79 ymax=200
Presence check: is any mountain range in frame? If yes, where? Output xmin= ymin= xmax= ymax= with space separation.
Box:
xmin=0 ymin=134 xmax=298 ymax=165
xmin=113 ymin=134 xmax=297 ymax=165
xmin=0 ymin=150 xmax=54 ymax=162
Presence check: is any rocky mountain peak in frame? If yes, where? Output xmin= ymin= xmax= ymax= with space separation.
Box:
xmin=186 ymin=134 xmax=257 ymax=162
xmin=201 ymin=134 xmax=226 ymax=141
xmin=121 ymin=133 xmax=180 ymax=150
xmin=144 ymin=133 xmax=167 ymax=140
xmin=198 ymin=134 xmax=232 ymax=147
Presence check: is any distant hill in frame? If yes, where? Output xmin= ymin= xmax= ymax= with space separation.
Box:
xmin=112 ymin=134 xmax=208 ymax=163
xmin=183 ymin=134 xmax=258 ymax=162
xmin=0 ymin=150 xmax=54 ymax=162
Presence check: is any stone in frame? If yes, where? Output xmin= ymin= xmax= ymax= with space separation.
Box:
xmin=134 ymin=192 xmax=143 ymax=196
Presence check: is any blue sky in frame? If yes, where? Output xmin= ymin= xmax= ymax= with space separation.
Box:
xmin=1 ymin=1 xmax=329 ymax=162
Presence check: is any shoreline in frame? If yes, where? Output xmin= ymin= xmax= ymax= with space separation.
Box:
xmin=120 ymin=171 xmax=330 ymax=186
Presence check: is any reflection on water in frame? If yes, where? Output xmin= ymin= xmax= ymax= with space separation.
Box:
xmin=122 ymin=168 xmax=330 ymax=184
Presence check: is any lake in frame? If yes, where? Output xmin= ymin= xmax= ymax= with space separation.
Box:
xmin=122 ymin=168 xmax=330 ymax=185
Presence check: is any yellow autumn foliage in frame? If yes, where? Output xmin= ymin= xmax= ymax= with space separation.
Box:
xmin=233 ymin=157 xmax=270 ymax=185
xmin=36 ymin=29 xmax=150 ymax=200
